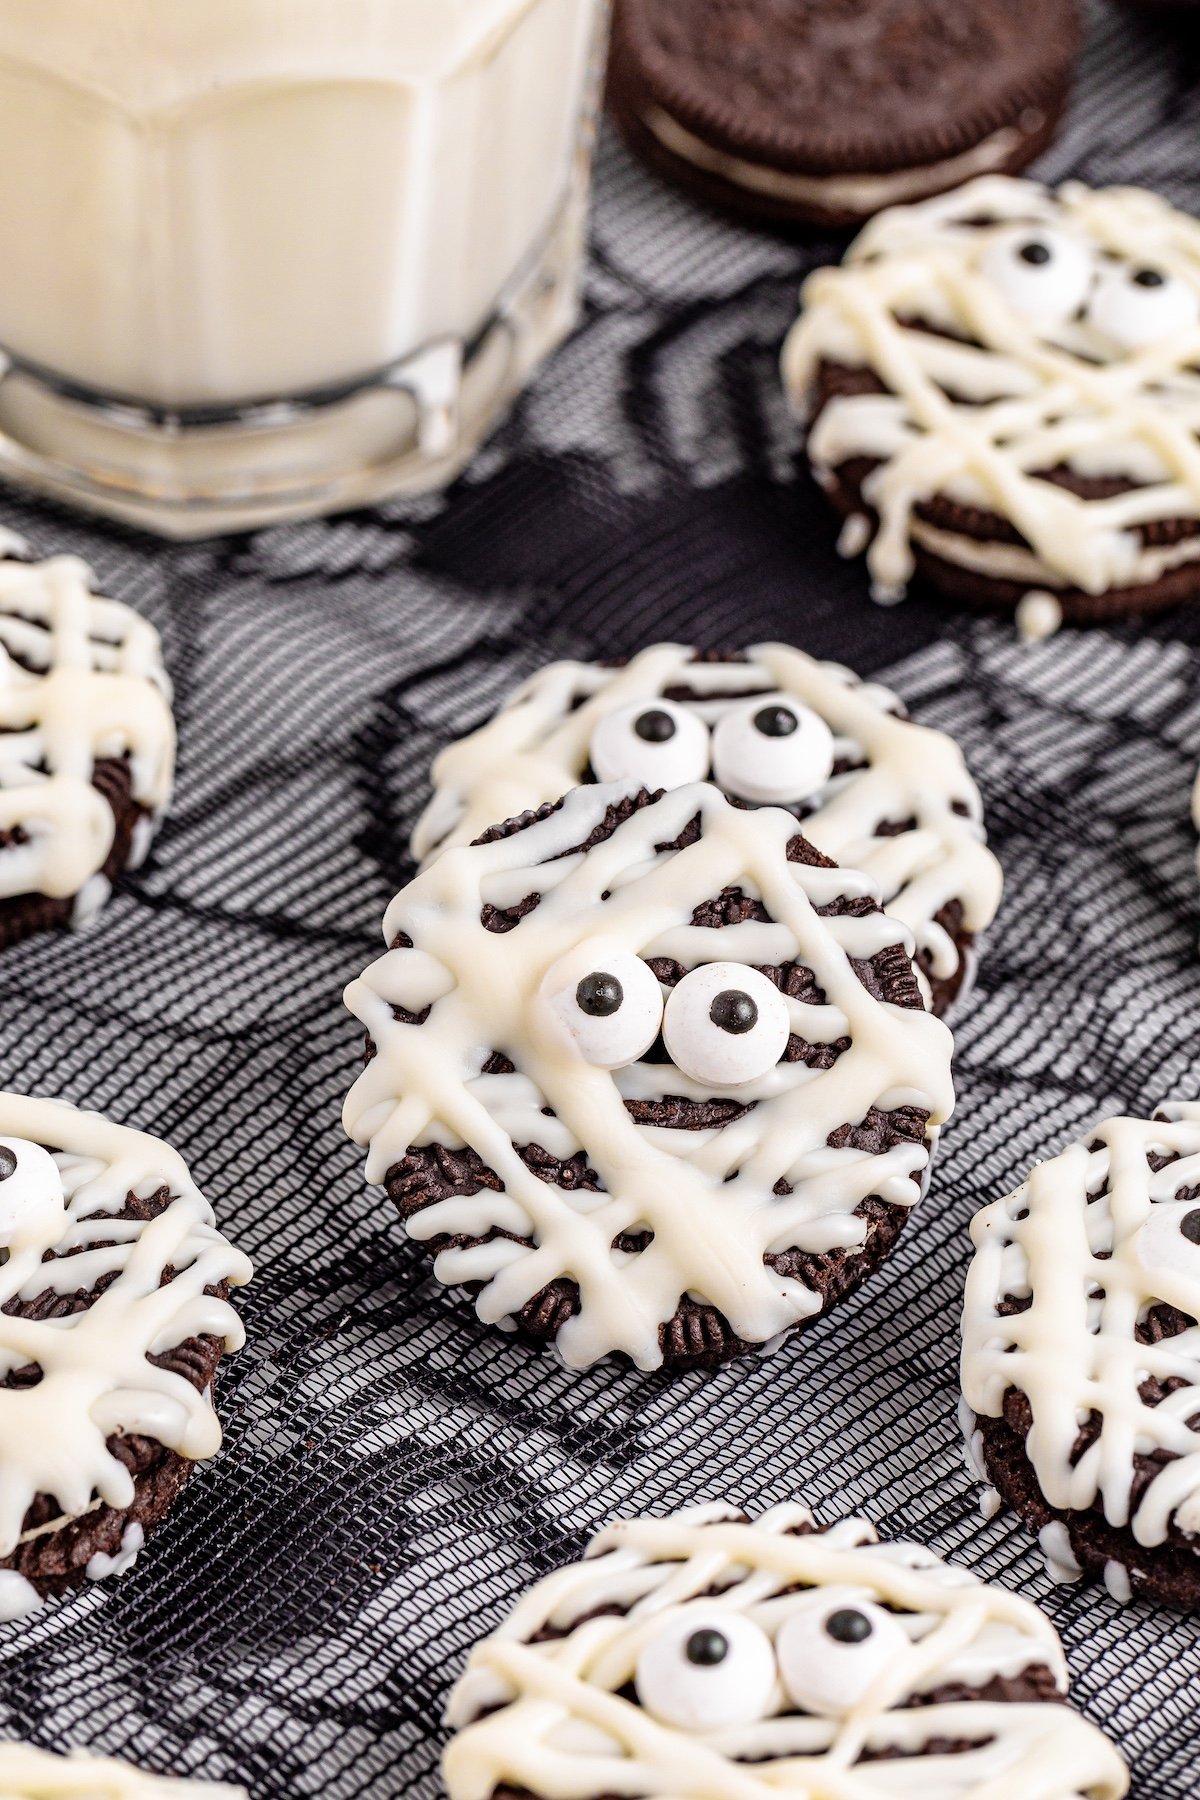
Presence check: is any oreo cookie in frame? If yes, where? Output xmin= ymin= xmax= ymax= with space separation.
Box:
xmin=345 ymin=781 xmax=955 ymax=1372
xmin=962 ymin=1102 xmax=1200 ymax=1610
xmin=0 ymin=542 xmax=175 ymax=950
xmin=0 ymin=1095 xmax=252 ymax=1622
xmin=412 ymin=642 xmax=1003 ymax=1018
xmin=783 ymin=176 xmax=1200 ymax=622
xmin=443 ymin=1499 xmax=1129 ymax=1799
xmin=608 ymin=0 xmax=1080 ymax=230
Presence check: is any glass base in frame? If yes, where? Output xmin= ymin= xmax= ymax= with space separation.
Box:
xmin=0 ymin=196 xmax=584 ymax=540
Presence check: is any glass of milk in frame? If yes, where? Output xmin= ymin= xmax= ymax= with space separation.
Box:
xmin=0 ymin=0 xmax=608 ymax=537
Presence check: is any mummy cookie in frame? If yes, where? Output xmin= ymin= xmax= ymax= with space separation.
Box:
xmin=345 ymin=781 xmax=954 ymax=1372
xmin=962 ymin=1103 xmax=1200 ymax=1609
xmin=782 ymin=177 xmax=1200 ymax=622
xmin=412 ymin=644 xmax=1003 ymax=1017
xmin=1 ymin=542 xmax=175 ymax=949
xmin=0 ymin=1744 xmax=246 ymax=1800
xmin=0 ymin=1094 xmax=252 ymax=1622
xmin=443 ymin=1500 xmax=1129 ymax=1800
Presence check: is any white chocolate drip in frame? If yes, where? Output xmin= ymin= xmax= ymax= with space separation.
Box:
xmin=443 ymin=1500 xmax=1129 ymax=1800
xmin=347 ymin=781 xmax=954 ymax=1370
xmin=0 ymin=1744 xmax=245 ymax=1800
xmin=782 ymin=176 xmax=1200 ymax=600
xmin=0 ymin=1094 xmax=252 ymax=1560
xmin=0 ymin=553 xmax=174 ymax=904
xmin=412 ymin=643 xmax=1002 ymax=990
xmin=962 ymin=1103 xmax=1200 ymax=1550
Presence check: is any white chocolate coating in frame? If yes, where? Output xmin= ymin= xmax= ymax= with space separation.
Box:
xmin=411 ymin=643 xmax=1002 ymax=995
xmin=0 ymin=553 xmax=174 ymax=905
xmin=0 ymin=1093 xmax=252 ymax=1562
xmin=962 ymin=1104 xmax=1200 ymax=1553
xmin=443 ymin=1500 xmax=1129 ymax=1800
xmin=0 ymin=1744 xmax=245 ymax=1800
xmin=781 ymin=176 xmax=1200 ymax=602
xmin=347 ymin=781 xmax=954 ymax=1370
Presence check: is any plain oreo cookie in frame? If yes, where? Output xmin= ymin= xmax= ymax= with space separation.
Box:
xmin=607 ymin=0 xmax=1081 ymax=229
xmin=345 ymin=781 xmax=955 ymax=1373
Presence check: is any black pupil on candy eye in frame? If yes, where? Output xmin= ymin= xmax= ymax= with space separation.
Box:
xmin=753 ymin=704 xmax=797 ymax=738
xmin=710 ymin=990 xmax=758 ymax=1035
xmin=576 ymin=972 xmax=624 ymax=1017
xmin=825 ymin=1608 xmax=873 ymax=1644
xmin=1181 ymin=1209 xmax=1200 ymax=1244
xmin=1018 ymin=240 xmax=1051 ymax=266
xmin=634 ymin=709 xmax=676 ymax=743
xmin=0 ymin=1147 xmax=15 ymax=1182
xmin=685 ymin=1628 xmax=729 ymax=1666
xmin=1133 ymin=267 xmax=1165 ymax=288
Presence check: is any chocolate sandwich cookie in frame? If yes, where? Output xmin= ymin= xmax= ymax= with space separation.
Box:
xmin=607 ymin=0 xmax=1081 ymax=231
xmin=962 ymin=1102 xmax=1200 ymax=1610
xmin=443 ymin=1499 xmax=1129 ymax=1800
xmin=345 ymin=781 xmax=954 ymax=1372
xmin=413 ymin=642 xmax=1003 ymax=1018
xmin=0 ymin=1745 xmax=246 ymax=1800
xmin=783 ymin=176 xmax=1200 ymax=622
xmin=0 ymin=1094 xmax=252 ymax=1623
xmin=0 ymin=538 xmax=175 ymax=950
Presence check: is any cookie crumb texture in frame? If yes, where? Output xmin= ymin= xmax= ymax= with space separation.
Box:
xmin=0 ymin=1743 xmax=247 ymax=1800
xmin=608 ymin=0 xmax=1080 ymax=228
xmin=963 ymin=1104 xmax=1200 ymax=1610
xmin=346 ymin=781 xmax=954 ymax=1372
xmin=442 ymin=1499 xmax=1129 ymax=1800
xmin=0 ymin=1095 xmax=252 ymax=1614
xmin=412 ymin=642 xmax=1003 ymax=1019
xmin=0 ymin=548 xmax=175 ymax=949
xmin=783 ymin=176 xmax=1200 ymax=620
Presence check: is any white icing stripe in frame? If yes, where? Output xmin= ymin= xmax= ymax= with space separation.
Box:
xmin=442 ymin=1501 xmax=1129 ymax=1800
xmin=347 ymin=781 xmax=955 ymax=1370
xmin=962 ymin=1104 xmax=1200 ymax=1552
xmin=0 ymin=1745 xmax=246 ymax=1799
xmin=0 ymin=553 xmax=175 ymax=904
xmin=412 ymin=642 xmax=1002 ymax=991
xmin=781 ymin=175 xmax=1200 ymax=602
xmin=0 ymin=1094 xmax=252 ymax=1561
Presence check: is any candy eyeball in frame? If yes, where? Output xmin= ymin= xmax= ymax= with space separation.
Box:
xmin=777 ymin=1595 xmax=909 ymax=1717
xmin=662 ymin=963 xmax=791 ymax=1088
xmin=540 ymin=945 xmax=665 ymax=1069
xmin=0 ymin=1135 xmax=66 ymax=1245
xmin=1087 ymin=262 xmax=1200 ymax=351
xmin=1135 ymin=1202 xmax=1200 ymax=1282
xmin=710 ymin=697 xmax=836 ymax=806
xmin=978 ymin=226 xmax=1094 ymax=326
xmin=589 ymin=698 xmax=711 ymax=790
xmin=635 ymin=1610 xmax=777 ymax=1731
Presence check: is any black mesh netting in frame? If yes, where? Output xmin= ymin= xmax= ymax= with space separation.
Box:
xmin=3 ymin=3 xmax=1200 ymax=1794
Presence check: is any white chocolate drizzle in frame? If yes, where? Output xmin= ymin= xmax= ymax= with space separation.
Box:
xmin=346 ymin=781 xmax=955 ymax=1370
xmin=0 ymin=552 xmax=175 ymax=905
xmin=443 ymin=1500 xmax=1129 ymax=1800
xmin=0 ymin=1094 xmax=252 ymax=1562
xmin=962 ymin=1103 xmax=1200 ymax=1552
xmin=412 ymin=643 xmax=1002 ymax=993
xmin=782 ymin=176 xmax=1200 ymax=601
xmin=0 ymin=1743 xmax=245 ymax=1800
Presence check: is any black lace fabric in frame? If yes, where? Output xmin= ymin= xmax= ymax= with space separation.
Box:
xmin=1 ymin=5 xmax=1199 ymax=1795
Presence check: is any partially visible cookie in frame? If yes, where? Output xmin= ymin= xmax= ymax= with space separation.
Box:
xmin=962 ymin=1102 xmax=1200 ymax=1609
xmin=0 ymin=1744 xmax=246 ymax=1800
xmin=412 ymin=642 xmax=1003 ymax=1017
xmin=608 ymin=0 xmax=1080 ymax=229
xmin=0 ymin=1094 xmax=252 ymax=1622
xmin=783 ymin=176 xmax=1200 ymax=621
xmin=443 ymin=1499 xmax=1129 ymax=1800
xmin=1 ymin=541 xmax=175 ymax=949
xmin=346 ymin=780 xmax=955 ymax=1372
